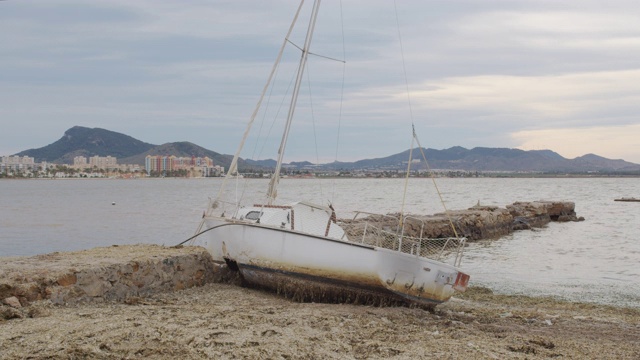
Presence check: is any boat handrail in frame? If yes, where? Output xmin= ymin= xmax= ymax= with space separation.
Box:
xmin=343 ymin=215 xmax=465 ymax=265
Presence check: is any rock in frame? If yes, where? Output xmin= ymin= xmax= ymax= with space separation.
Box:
xmin=0 ymin=284 xmax=12 ymax=300
xmin=27 ymin=304 xmax=51 ymax=318
xmin=512 ymin=217 xmax=532 ymax=231
xmin=506 ymin=202 xmax=552 ymax=228
xmin=3 ymin=296 xmax=22 ymax=308
xmin=79 ymin=279 xmax=112 ymax=298
xmin=343 ymin=200 xmax=582 ymax=243
xmin=0 ymin=304 xmax=23 ymax=320
xmin=57 ymin=273 xmax=77 ymax=286
xmin=0 ymin=245 xmax=220 ymax=308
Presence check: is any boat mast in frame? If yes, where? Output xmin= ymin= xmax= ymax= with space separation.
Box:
xmin=207 ymin=1 xmax=306 ymax=215
xmin=267 ymin=0 xmax=322 ymax=205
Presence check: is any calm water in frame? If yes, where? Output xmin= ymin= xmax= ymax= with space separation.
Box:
xmin=1 ymin=177 xmax=638 ymax=308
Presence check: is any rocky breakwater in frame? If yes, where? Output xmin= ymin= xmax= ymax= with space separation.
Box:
xmin=347 ymin=201 xmax=584 ymax=242
xmin=1 ymin=244 xmax=220 ymax=320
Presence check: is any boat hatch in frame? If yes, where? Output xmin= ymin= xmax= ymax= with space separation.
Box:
xmin=244 ymin=211 xmax=262 ymax=221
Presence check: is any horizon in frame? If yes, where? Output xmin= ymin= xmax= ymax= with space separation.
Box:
xmin=4 ymin=125 xmax=638 ymax=166
xmin=1 ymin=1 xmax=639 ymax=163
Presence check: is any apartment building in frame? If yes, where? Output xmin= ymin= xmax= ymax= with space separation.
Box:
xmin=0 ymin=155 xmax=36 ymax=172
xmin=72 ymin=155 xmax=140 ymax=173
xmin=145 ymin=155 xmax=223 ymax=177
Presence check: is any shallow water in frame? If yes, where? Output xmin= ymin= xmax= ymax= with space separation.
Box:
xmin=1 ymin=177 xmax=638 ymax=307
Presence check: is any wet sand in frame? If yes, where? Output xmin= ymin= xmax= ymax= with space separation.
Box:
xmin=2 ymin=283 xmax=639 ymax=359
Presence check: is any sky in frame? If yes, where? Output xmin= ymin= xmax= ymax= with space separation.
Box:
xmin=2 ymin=0 xmax=640 ymax=164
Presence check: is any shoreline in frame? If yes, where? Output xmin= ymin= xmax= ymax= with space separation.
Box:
xmin=2 ymin=283 xmax=639 ymax=359
xmin=2 ymin=174 xmax=640 ymax=180
xmin=1 ymin=245 xmax=639 ymax=358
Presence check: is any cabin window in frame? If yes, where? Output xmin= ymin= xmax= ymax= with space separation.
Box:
xmin=245 ymin=211 xmax=262 ymax=221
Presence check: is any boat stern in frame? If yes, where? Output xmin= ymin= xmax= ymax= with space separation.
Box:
xmin=453 ymin=271 xmax=470 ymax=292
xmin=375 ymin=249 xmax=471 ymax=306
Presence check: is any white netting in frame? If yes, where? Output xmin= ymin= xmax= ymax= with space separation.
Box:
xmin=341 ymin=214 xmax=465 ymax=266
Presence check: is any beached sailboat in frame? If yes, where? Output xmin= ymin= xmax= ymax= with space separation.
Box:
xmin=191 ymin=1 xmax=469 ymax=308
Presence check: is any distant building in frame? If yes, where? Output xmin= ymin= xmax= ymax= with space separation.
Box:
xmin=71 ymin=155 xmax=140 ymax=174
xmin=145 ymin=155 xmax=223 ymax=177
xmin=89 ymin=155 xmax=117 ymax=169
xmin=73 ymin=156 xmax=88 ymax=167
xmin=1 ymin=155 xmax=36 ymax=173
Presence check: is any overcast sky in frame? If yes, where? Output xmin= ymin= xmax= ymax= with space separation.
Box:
xmin=2 ymin=0 xmax=640 ymax=164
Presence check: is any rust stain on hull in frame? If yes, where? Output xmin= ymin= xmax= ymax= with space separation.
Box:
xmin=234 ymin=263 xmax=442 ymax=310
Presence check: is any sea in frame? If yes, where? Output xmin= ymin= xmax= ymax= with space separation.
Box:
xmin=1 ymin=177 xmax=638 ymax=308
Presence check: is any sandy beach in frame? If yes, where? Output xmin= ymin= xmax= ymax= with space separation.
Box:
xmin=2 ymin=280 xmax=639 ymax=359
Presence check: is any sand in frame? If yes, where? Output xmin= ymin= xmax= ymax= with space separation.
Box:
xmin=2 ymin=282 xmax=639 ymax=359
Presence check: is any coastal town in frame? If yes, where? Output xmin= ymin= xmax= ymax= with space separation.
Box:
xmin=0 ymin=154 xmax=515 ymax=179
xmin=4 ymin=153 xmax=640 ymax=179
xmin=0 ymin=154 xmax=225 ymax=179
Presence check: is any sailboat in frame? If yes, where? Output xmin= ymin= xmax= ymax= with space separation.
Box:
xmin=191 ymin=1 xmax=469 ymax=309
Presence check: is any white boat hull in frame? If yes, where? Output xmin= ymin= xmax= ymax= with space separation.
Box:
xmin=195 ymin=216 xmax=468 ymax=307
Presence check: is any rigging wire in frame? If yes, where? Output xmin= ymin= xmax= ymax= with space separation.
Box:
xmin=413 ymin=132 xmax=461 ymax=239
xmin=393 ymin=0 xmax=416 ymax=224
xmin=288 ymin=40 xmax=345 ymax=64
xmin=393 ymin=0 xmax=415 ymax=124
xmin=193 ymin=1 xmax=306 ymax=240
xmin=392 ymin=0 xmax=460 ymax=239
xmin=249 ymin=56 xmax=281 ymax=168
xmin=305 ymin=61 xmax=325 ymax=200
xmin=267 ymin=0 xmax=322 ymax=205
xmin=208 ymin=0 xmax=306 ymax=212
xmin=331 ymin=0 xmax=347 ymax=204
xmin=246 ymin=63 xmax=299 ymax=205
xmin=400 ymin=128 xmax=415 ymax=228
xmin=240 ymin=1 xmax=344 ymax=207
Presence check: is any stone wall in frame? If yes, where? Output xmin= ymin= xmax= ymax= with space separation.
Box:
xmin=344 ymin=201 xmax=583 ymax=241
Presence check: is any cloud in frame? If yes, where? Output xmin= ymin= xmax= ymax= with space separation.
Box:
xmin=408 ymin=69 xmax=640 ymax=127
xmin=512 ymin=125 xmax=640 ymax=163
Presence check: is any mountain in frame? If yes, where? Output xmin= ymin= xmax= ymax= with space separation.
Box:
xmin=244 ymin=158 xmax=278 ymax=168
xmin=12 ymin=126 xmax=640 ymax=173
xmin=16 ymin=126 xmax=155 ymax=164
xmin=316 ymin=147 xmax=640 ymax=173
xmin=14 ymin=126 xmax=250 ymax=171
xmin=572 ymin=154 xmax=640 ymax=172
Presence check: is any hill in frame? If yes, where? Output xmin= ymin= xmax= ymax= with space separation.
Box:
xmin=11 ymin=126 xmax=640 ymax=173
xmin=456 ymin=147 xmax=640 ymax=172
xmin=316 ymin=147 xmax=640 ymax=173
xmin=14 ymin=126 xmax=252 ymax=171
xmin=16 ymin=126 xmax=155 ymax=164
